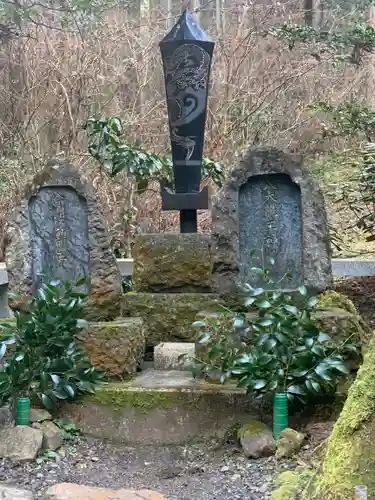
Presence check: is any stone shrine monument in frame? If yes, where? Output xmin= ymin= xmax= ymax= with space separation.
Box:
xmin=4 ymin=158 xmax=122 ymax=319
xmin=212 ymin=148 xmax=332 ymax=294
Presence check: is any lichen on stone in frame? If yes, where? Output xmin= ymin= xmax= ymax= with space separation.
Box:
xmin=308 ymin=330 xmax=375 ymax=499
xmin=317 ymin=290 xmax=371 ymax=348
xmin=237 ymin=421 xmax=268 ymax=438
xmin=271 ymin=469 xmax=315 ymax=499
xmin=4 ymin=158 xmax=123 ymax=322
xmin=87 ymin=385 xmax=201 ymax=414
xmin=121 ymin=293 xmax=221 ymax=346
xmin=79 ymin=319 xmax=145 ymax=377
xmin=318 ymin=290 xmax=358 ymax=315
xmin=132 ymin=234 xmax=213 ymax=293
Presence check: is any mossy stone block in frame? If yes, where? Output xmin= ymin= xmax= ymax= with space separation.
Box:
xmin=79 ymin=319 xmax=145 ymax=377
xmin=0 ymin=318 xmax=145 ymax=378
xmin=121 ymin=293 xmax=221 ymax=346
xmin=132 ymin=234 xmax=213 ymax=293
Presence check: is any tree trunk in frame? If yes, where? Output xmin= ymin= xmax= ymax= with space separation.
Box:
xmin=304 ymin=0 xmax=323 ymax=28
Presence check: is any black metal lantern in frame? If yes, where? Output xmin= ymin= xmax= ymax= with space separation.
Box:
xmin=159 ymin=9 xmax=214 ymax=233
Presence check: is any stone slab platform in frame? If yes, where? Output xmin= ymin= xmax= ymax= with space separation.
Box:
xmin=154 ymin=342 xmax=195 ymax=371
xmin=62 ymin=369 xmax=255 ymax=445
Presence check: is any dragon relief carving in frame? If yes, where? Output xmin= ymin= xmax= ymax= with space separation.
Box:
xmin=165 ymin=44 xmax=211 ymax=161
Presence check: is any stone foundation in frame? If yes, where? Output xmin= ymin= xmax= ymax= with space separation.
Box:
xmin=121 ymin=293 xmax=221 ymax=346
xmin=62 ymin=370 xmax=255 ymax=445
xmin=132 ymin=233 xmax=213 ymax=293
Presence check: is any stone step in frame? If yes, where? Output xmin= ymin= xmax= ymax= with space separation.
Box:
xmin=62 ymin=369 xmax=258 ymax=445
xmin=154 ymin=342 xmax=195 ymax=371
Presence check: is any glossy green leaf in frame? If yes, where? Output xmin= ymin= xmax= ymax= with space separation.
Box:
xmin=307 ymin=297 xmax=318 ymax=308
xmin=317 ymin=332 xmax=331 ymax=342
xmin=192 ymin=321 xmax=207 ymax=328
xmin=75 ymin=276 xmax=88 ymax=287
xmin=284 ymin=305 xmax=298 ymax=315
xmin=311 ymin=345 xmax=325 ymax=356
xmin=41 ymin=393 xmax=54 ymax=410
xmin=260 ymin=319 xmax=274 ymax=327
xmin=305 ymin=337 xmax=314 ymax=347
xmin=315 ymin=364 xmax=332 ymax=381
xmin=290 ymin=370 xmax=308 ymax=377
xmin=253 ymin=380 xmax=267 ymax=389
xmin=234 ymin=318 xmax=244 ymax=329
xmin=254 ymin=300 xmax=272 ymax=309
xmin=0 ymin=344 xmax=6 ymax=360
xmin=197 ymin=333 xmax=211 ymax=344
xmin=245 ymin=297 xmax=256 ymax=306
xmin=288 ymin=385 xmax=307 ymax=395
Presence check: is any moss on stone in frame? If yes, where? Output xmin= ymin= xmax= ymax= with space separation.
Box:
xmin=237 ymin=421 xmax=268 ymax=438
xmin=271 ymin=469 xmax=315 ymax=500
xmin=132 ymin=234 xmax=213 ymax=293
xmin=120 ymin=290 xmax=368 ymax=351
xmin=0 ymin=318 xmax=145 ymax=378
xmin=318 ymin=290 xmax=358 ymax=315
xmin=88 ymin=384 xmax=202 ymax=414
xmin=313 ymin=330 xmax=375 ymax=499
xmin=121 ymin=293 xmax=221 ymax=346
xmin=317 ymin=291 xmax=371 ymax=346
xmin=79 ymin=319 xmax=145 ymax=377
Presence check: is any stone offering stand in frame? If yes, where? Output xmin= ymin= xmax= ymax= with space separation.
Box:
xmin=0 ymin=153 xmax=371 ymax=446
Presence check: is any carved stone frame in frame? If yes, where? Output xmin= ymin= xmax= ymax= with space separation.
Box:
xmin=211 ymin=148 xmax=332 ymax=295
xmin=5 ymin=158 xmax=122 ymax=320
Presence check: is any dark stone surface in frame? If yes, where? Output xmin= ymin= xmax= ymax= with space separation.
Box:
xmin=29 ymin=186 xmax=89 ymax=293
xmin=239 ymin=174 xmax=303 ymax=288
xmin=212 ymin=148 xmax=332 ymax=295
xmin=5 ymin=158 xmax=122 ymax=320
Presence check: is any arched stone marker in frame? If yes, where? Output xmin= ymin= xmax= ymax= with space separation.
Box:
xmin=4 ymin=158 xmax=122 ymax=319
xmin=212 ymin=148 xmax=332 ymax=295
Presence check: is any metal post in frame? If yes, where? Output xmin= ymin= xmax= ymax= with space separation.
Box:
xmin=180 ymin=210 xmax=197 ymax=233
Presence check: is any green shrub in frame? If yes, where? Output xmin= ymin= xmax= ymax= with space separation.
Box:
xmin=193 ymin=255 xmax=358 ymax=402
xmin=0 ymin=278 xmax=106 ymax=409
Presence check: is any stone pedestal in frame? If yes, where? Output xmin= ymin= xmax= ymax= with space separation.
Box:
xmin=132 ymin=233 xmax=213 ymax=293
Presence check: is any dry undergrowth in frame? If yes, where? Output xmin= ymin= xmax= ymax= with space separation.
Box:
xmin=0 ymin=1 xmax=371 ymax=257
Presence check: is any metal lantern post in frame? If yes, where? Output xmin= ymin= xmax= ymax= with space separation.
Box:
xmin=159 ymin=9 xmax=214 ymax=233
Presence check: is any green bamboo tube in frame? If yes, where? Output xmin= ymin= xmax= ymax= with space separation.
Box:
xmin=273 ymin=392 xmax=288 ymax=439
xmin=16 ymin=398 xmax=30 ymax=426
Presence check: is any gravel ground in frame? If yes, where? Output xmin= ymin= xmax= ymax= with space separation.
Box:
xmin=0 ymin=437 xmax=296 ymax=499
